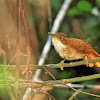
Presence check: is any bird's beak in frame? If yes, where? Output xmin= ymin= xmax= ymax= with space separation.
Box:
xmin=48 ymin=32 xmax=55 ymax=37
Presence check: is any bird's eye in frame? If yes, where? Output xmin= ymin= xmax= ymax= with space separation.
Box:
xmin=58 ymin=36 xmax=62 ymax=39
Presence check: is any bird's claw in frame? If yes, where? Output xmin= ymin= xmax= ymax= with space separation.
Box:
xmin=58 ymin=60 xmax=65 ymax=70
xmin=84 ymin=56 xmax=93 ymax=67
xmin=84 ymin=56 xmax=88 ymax=67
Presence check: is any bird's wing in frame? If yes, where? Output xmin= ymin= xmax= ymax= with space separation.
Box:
xmin=69 ymin=38 xmax=95 ymax=54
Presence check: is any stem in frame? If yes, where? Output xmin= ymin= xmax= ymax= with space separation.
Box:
xmin=45 ymin=74 xmax=100 ymax=86
xmin=0 ymin=74 xmax=100 ymax=88
xmin=1 ymin=57 xmax=100 ymax=69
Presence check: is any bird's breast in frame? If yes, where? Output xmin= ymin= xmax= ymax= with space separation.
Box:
xmin=52 ymin=38 xmax=86 ymax=60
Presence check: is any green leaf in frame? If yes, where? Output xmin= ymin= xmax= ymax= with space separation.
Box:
xmin=68 ymin=8 xmax=85 ymax=15
xmin=77 ymin=1 xmax=92 ymax=12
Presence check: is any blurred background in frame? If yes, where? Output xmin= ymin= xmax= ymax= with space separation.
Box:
xmin=0 ymin=0 xmax=100 ymax=100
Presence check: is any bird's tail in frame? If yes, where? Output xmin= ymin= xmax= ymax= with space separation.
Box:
xmin=87 ymin=52 xmax=100 ymax=67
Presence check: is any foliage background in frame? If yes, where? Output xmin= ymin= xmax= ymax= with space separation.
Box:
xmin=0 ymin=0 xmax=100 ymax=100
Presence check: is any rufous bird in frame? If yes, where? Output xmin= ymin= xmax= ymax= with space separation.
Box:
xmin=49 ymin=32 xmax=100 ymax=68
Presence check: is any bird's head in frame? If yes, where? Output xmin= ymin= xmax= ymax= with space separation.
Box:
xmin=48 ymin=32 xmax=69 ymax=45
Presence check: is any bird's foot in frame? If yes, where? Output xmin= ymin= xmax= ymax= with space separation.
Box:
xmin=84 ymin=56 xmax=94 ymax=67
xmin=84 ymin=56 xmax=88 ymax=67
xmin=58 ymin=60 xmax=65 ymax=70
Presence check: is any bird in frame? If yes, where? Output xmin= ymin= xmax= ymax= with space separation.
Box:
xmin=49 ymin=32 xmax=100 ymax=69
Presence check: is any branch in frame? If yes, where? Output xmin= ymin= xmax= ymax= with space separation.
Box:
xmin=41 ymin=57 xmax=100 ymax=68
xmin=1 ymin=73 xmax=100 ymax=88
xmin=2 ymin=57 xmax=100 ymax=70
xmin=53 ymin=83 xmax=100 ymax=89
xmin=44 ymin=74 xmax=100 ymax=86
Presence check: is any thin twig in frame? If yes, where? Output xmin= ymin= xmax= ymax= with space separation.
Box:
xmin=43 ymin=90 xmax=55 ymax=100
xmin=64 ymin=84 xmax=100 ymax=98
xmin=41 ymin=67 xmax=56 ymax=80
xmin=53 ymin=83 xmax=100 ymax=89
xmin=68 ymin=88 xmax=83 ymax=100
xmin=14 ymin=0 xmax=21 ymax=99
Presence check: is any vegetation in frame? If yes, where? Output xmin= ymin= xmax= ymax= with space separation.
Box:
xmin=0 ymin=0 xmax=100 ymax=100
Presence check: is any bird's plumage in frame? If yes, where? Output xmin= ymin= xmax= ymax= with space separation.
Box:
xmin=49 ymin=32 xmax=100 ymax=67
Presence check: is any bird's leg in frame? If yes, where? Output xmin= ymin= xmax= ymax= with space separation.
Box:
xmin=58 ymin=60 xmax=66 ymax=70
xmin=84 ymin=56 xmax=88 ymax=67
xmin=84 ymin=56 xmax=94 ymax=67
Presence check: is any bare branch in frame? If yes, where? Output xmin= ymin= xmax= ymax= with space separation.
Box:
xmin=2 ymin=57 xmax=100 ymax=70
